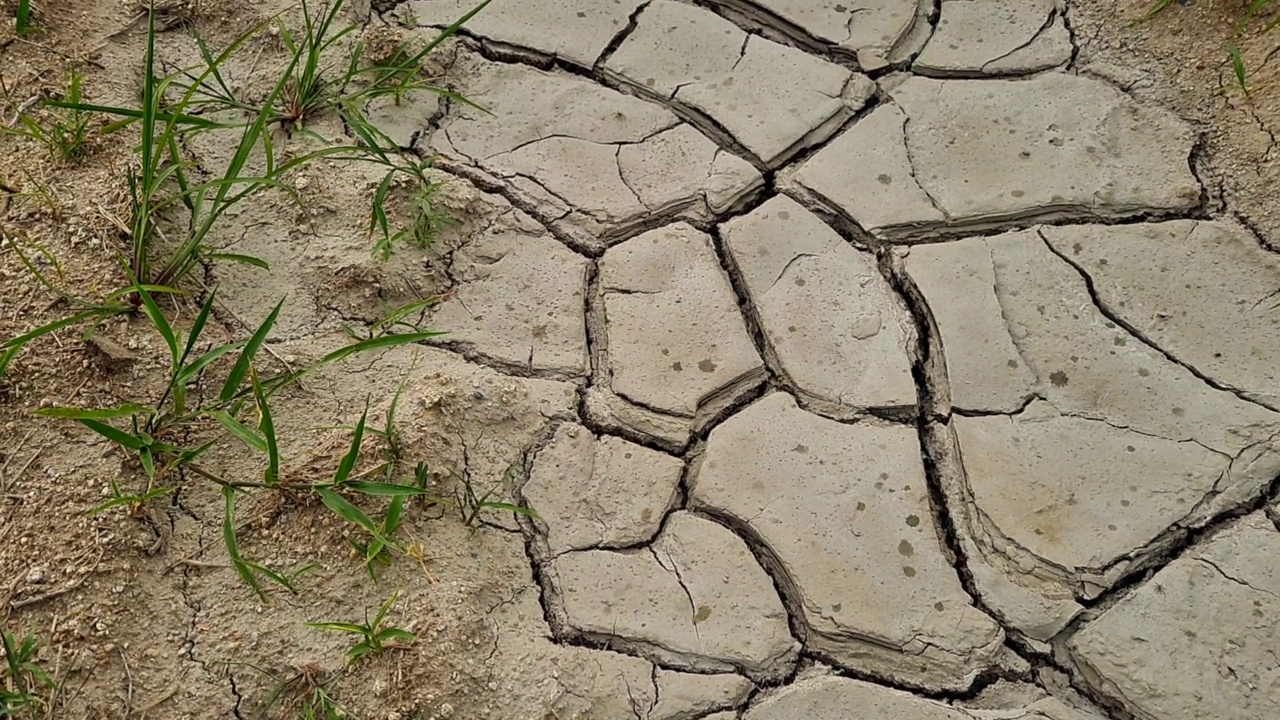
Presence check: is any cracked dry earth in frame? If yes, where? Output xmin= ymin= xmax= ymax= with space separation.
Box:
xmin=7 ymin=0 xmax=1280 ymax=718
xmin=360 ymin=0 xmax=1280 ymax=716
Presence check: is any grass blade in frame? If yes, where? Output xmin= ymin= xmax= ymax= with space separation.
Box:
xmin=211 ymin=410 xmax=267 ymax=452
xmin=80 ymin=419 xmax=146 ymax=450
xmin=343 ymin=481 xmax=433 ymax=497
xmin=1 ymin=309 xmax=112 ymax=352
xmin=181 ymin=290 xmax=218 ymax=367
xmin=174 ymin=341 xmax=246 ymax=388
xmin=306 ymin=622 xmax=366 ymax=634
xmin=222 ymin=487 xmax=267 ymax=602
xmin=1229 ymin=45 xmax=1249 ymax=95
xmin=36 ymin=403 xmax=151 ymax=419
xmin=251 ymin=367 xmax=279 ymax=485
xmin=316 ymin=488 xmax=379 ymax=536
xmin=136 ymin=285 xmax=180 ymax=370
xmin=320 ymin=331 xmax=444 ymax=366
xmin=220 ymin=299 xmax=283 ymax=402
xmin=334 ymin=406 xmax=368 ymax=486
xmin=205 ymin=253 xmax=270 ymax=270
xmin=15 ymin=0 xmax=31 ymax=35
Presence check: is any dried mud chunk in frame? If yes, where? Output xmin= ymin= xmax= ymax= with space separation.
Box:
xmin=406 ymin=0 xmax=645 ymax=67
xmin=599 ymin=223 xmax=764 ymax=418
xmin=604 ymin=0 xmax=873 ymax=166
xmin=431 ymin=229 xmax=589 ymax=376
xmin=652 ymin=669 xmax=753 ymax=720
xmin=955 ymin=403 xmax=1229 ymax=586
xmin=432 ymin=60 xmax=760 ymax=239
xmin=901 ymin=238 xmax=1037 ymax=412
xmin=690 ymin=392 xmax=1006 ymax=691
xmin=721 ymin=196 xmax=916 ymax=415
xmin=1069 ymin=513 xmax=1280 ymax=720
xmin=549 ymin=511 xmax=799 ymax=681
xmin=746 ymin=675 xmax=1102 ymax=719
xmin=708 ymin=0 xmax=920 ymax=65
xmin=784 ymin=103 xmax=945 ymax=235
xmin=915 ymin=0 xmax=1071 ymax=76
xmin=1041 ymin=220 xmax=1280 ymax=409
xmin=906 ymin=231 xmax=1280 ymax=639
xmin=798 ymin=74 xmax=1198 ymax=239
xmin=523 ymin=424 xmax=682 ymax=555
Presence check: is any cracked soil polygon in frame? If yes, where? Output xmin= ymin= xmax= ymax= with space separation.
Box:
xmin=721 ymin=196 xmax=917 ymax=416
xmin=651 ymin=668 xmax=754 ymax=720
xmin=431 ymin=57 xmax=761 ymax=245
xmin=690 ymin=392 xmax=1008 ymax=691
xmin=598 ymin=222 xmax=766 ymax=424
xmin=906 ymin=231 xmax=1280 ymax=639
xmin=705 ymin=0 xmax=925 ymax=68
xmin=915 ymin=0 xmax=1071 ymax=76
xmin=791 ymin=74 xmax=1200 ymax=239
xmin=1068 ymin=513 xmax=1280 ymax=720
xmin=547 ymin=511 xmax=799 ymax=682
xmin=746 ymin=674 xmax=1103 ymax=720
xmin=406 ymin=0 xmax=645 ymax=67
xmin=523 ymin=423 xmax=682 ymax=556
xmin=603 ymin=0 xmax=874 ymax=166
xmin=429 ymin=220 xmax=590 ymax=376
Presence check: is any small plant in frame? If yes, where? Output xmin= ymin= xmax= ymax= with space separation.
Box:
xmin=0 ymin=69 xmax=92 ymax=161
xmin=453 ymin=466 xmax=538 ymax=531
xmin=35 ymin=287 xmax=443 ymax=600
xmin=238 ymin=661 xmax=350 ymax=720
xmin=307 ymin=591 xmax=415 ymax=665
xmin=0 ymin=0 xmax=489 ymax=374
xmin=14 ymin=0 xmax=32 ymax=36
xmin=1 ymin=630 xmax=55 ymax=717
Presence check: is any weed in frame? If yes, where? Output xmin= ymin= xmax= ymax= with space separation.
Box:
xmin=307 ymin=591 xmax=415 ymax=665
xmin=1 ymin=0 xmax=488 ymax=376
xmin=0 ymin=70 xmax=92 ymax=161
xmin=1144 ymin=0 xmax=1280 ymax=91
xmin=238 ymin=661 xmax=351 ymax=720
xmin=453 ymin=466 xmax=538 ymax=531
xmin=0 ymin=630 xmax=55 ymax=717
xmin=14 ymin=0 xmax=31 ymax=36
xmin=35 ymin=286 xmax=443 ymax=600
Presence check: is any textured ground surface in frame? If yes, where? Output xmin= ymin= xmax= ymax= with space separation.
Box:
xmin=405 ymin=0 xmax=1280 ymax=716
xmin=3 ymin=0 xmax=1280 ymax=718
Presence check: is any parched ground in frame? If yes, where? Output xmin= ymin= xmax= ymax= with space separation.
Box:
xmin=3 ymin=0 xmax=1280 ymax=719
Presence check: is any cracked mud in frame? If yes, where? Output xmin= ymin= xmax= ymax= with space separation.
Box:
xmin=16 ymin=0 xmax=1280 ymax=717
xmin=384 ymin=0 xmax=1280 ymax=716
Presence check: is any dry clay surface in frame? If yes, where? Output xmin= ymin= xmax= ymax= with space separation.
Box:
xmin=8 ymin=0 xmax=1280 ymax=717
xmin=304 ymin=0 xmax=1278 ymax=716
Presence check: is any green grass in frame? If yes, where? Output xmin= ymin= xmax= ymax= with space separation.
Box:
xmin=1 ymin=0 xmax=488 ymax=378
xmin=0 ymin=0 xmax=500 ymax=603
xmin=307 ymin=591 xmax=415 ymax=665
xmin=14 ymin=0 xmax=31 ymax=36
xmin=0 ymin=70 xmax=89 ymax=160
xmin=1 ymin=630 xmax=56 ymax=718
xmin=35 ymin=288 xmax=445 ymax=600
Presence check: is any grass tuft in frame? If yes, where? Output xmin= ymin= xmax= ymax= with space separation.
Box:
xmin=307 ymin=591 xmax=416 ymax=665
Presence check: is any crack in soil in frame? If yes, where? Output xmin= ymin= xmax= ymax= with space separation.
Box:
xmin=1038 ymin=228 xmax=1280 ymax=414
